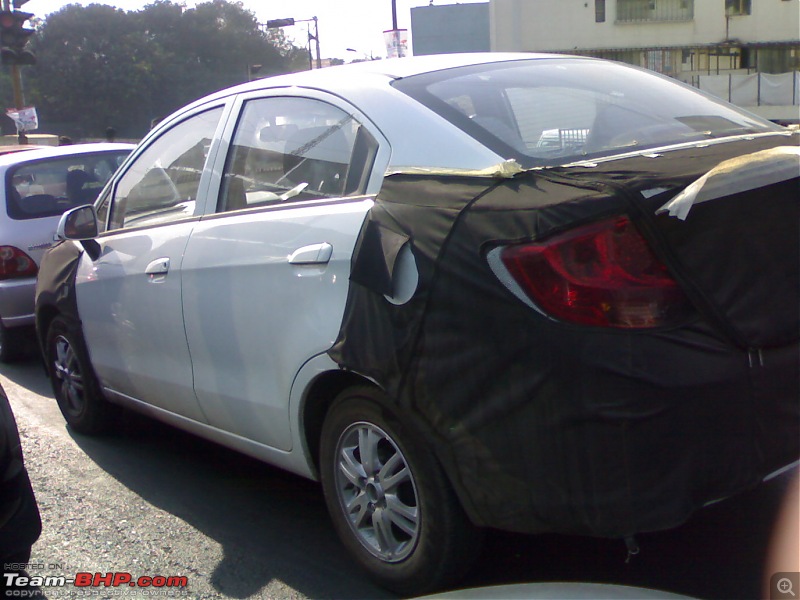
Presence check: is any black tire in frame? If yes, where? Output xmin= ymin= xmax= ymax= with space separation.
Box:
xmin=320 ymin=386 xmax=482 ymax=596
xmin=45 ymin=316 xmax=114 ymax=434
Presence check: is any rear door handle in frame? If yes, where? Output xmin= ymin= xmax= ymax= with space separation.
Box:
xmin=145 ymin=257 xmax=170 ymax=282
xmin=288 ymin=243 xmax=333 ymax=265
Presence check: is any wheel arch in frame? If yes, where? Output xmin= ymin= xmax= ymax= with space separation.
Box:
xmin=35 ymin=303 xmax=61 ymax=357
xmin=299 ymin=367 xmax=378 ymax=477
xmin=295 ymin=363 xmax=485 ymax=530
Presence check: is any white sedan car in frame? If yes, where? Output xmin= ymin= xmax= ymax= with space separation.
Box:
xmin=35 ymin=54 xmax=799 ymax=595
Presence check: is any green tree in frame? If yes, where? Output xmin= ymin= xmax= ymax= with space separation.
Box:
xmin=24 ymin=0 xmax=305 ymax=140
xmin=26 ymin=4 xmax=159 ymax=139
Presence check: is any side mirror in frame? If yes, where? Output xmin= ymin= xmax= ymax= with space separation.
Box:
xmin=56 ymin=205 xmax=99 ymax=241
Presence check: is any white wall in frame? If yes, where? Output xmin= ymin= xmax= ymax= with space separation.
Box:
xmin=728 ymin=0 xmax=800 ymax=42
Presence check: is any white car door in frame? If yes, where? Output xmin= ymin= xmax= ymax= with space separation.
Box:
xmin=181 ymin=93 xmax=387 ymax=450
xmin=76 ymin=106 xmax=227 ymax=421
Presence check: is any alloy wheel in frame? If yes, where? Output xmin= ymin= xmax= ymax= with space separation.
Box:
xmin=334 ymin=421 xmax=420 ymax=562
xmin=52 ymin=334 xmax=85 ymax=417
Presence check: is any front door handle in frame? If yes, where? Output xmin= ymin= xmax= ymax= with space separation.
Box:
xmin=288 ymin=243 xmax=333 ymax=265
xmin=145 ymin=257 xmax=170 ymax=282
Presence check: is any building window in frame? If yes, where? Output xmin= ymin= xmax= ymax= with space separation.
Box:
xmin=616 ymin=0 xmax=693 ymax=23
xmin=739 ymin=47 xmax=754 ymax=70
xmin=596 ymin=0 xmax=606 ymax=22
xmin=756 ymin=46 xmax=800 ymax=74
xmin=725 ymin=0 xmax=751 ymax=16
xmin=644 ymin=49 xmax=678 ymax=74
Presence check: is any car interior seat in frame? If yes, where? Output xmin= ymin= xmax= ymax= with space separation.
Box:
xmin=282 ymin=126 xmax=351 ymax=197
xmin=65 ymin=169 xmax=98 ymax=206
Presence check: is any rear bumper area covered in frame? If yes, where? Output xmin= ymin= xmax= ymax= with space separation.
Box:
xmin=416 ymin=318 xmax=799 ymax=537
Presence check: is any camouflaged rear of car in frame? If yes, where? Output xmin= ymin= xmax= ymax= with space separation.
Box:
xmin=329 ymin=133 xmax=800 ymax=537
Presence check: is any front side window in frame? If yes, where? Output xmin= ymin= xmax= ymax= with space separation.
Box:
xmin=394 ymin=58 xmax=782 ymax=167
xmin=6 ymin=151 xmax=129 ymax=221
xmin=218 ymin=97 xmax=376 ymax=212
xmin=107 ymin=107 xmax=223 ymax=231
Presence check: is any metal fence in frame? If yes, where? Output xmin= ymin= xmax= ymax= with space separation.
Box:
xmin=691 ymin=71 xmax=800 ymax=106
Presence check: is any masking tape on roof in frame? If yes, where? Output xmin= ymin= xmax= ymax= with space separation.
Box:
xmin=386 ymin=159 xmax=525 ymax=179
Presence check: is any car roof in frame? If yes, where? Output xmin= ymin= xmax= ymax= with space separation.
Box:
xmin=269 ymin=52 xmax=569 ymax=83
xmin=0 ymin=145 xmax=48 ymax=155
xmin=178 ymin=52 xmax=577 ymax=112
xmin=0 ymin=142 xmax=135 ymax=170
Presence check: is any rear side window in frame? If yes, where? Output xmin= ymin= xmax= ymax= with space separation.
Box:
xmin=5 ymin=151 xmax=129 ymax=221
xmin=217 ymin=96 xmax=377 ymax=212
xmin=394 ymin=58 xmax=782 ymax=166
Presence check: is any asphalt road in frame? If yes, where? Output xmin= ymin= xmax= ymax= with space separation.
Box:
xmin=2 ymin=354 xmax=797 ymax=600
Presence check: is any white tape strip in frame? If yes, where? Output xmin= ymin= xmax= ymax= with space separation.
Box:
xmin=658 ymin=145 xmax=800 ymax=220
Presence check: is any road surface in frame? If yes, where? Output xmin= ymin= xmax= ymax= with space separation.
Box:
xmin=2 ymin=355 xmax=796 ymax=599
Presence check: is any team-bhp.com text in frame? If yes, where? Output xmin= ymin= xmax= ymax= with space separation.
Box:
xmin=3 ymin=572 xmax=189 ymax=597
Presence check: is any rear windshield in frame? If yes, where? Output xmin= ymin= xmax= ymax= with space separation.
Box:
xmin=6 ymin=150 xmax=130 ymax=220
xmin=393 ymin=58 xmax=784 ymax=167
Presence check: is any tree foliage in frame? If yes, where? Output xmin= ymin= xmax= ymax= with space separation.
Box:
xmin=18 ymin=0 xmax=307 ymax=139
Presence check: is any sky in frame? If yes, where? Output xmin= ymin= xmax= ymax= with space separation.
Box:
xmin=22 ymin=0 xmax=487 ymax=60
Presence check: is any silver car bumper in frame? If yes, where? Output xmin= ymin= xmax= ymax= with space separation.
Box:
xmin=0 ymin=277 xmax=36 ymax=328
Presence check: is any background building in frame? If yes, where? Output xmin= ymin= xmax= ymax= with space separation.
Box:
xmin=411 ymin=3 xmax=491 ymax=55
xmin=490 ymin=0 xmax=800 ymax=123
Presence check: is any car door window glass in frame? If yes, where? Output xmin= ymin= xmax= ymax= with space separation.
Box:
xmin=6 ymin=151 xmax=129 ymax=220
xmin=218 ymin=97 xmax=376 ymax=212
xmin=108 ymin=107 xmax=223 ymax=230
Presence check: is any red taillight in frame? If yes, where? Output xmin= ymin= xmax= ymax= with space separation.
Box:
xmin=498 ymin=216 xmax=692 ymax=328
xmin=0 ymin=246 xmax=38 ymax=281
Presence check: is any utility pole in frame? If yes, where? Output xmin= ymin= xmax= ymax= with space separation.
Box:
xmin=385 ymin=0 xmax=406 ymax=58
xmin=1 ymin=0 xmax=24 ymax=110
xmin=10 ymin=63 xmax=22 ymax=108
xmin=312 ymin=16 xmax=320 ymax=70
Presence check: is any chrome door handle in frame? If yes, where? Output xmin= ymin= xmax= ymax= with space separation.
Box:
xmin=288 ymin=243 xmax=333 ymax=265
xmin=145 ymin=257 xmax=170 ymax=282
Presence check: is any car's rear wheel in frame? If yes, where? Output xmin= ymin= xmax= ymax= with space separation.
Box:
xmin=320 ymin=386 xmax=482 ymax=596
xmin=45 ymin=316 xmax=114 ymax=434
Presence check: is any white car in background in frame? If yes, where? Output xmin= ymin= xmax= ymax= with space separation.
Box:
xmin=0 ymin=143 xmax=133 ymax=361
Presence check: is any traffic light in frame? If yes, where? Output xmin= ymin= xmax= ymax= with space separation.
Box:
xmin=0 ymin=10 xmax=35 ymax=66
xmin=266 ymin=18 xmax=295 ymax=28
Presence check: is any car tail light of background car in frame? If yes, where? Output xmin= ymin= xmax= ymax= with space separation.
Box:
xmin=488 ymin=216 xmax=693 ymax=328
xmin=0 ymin=246 xmax=38 ymax=280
